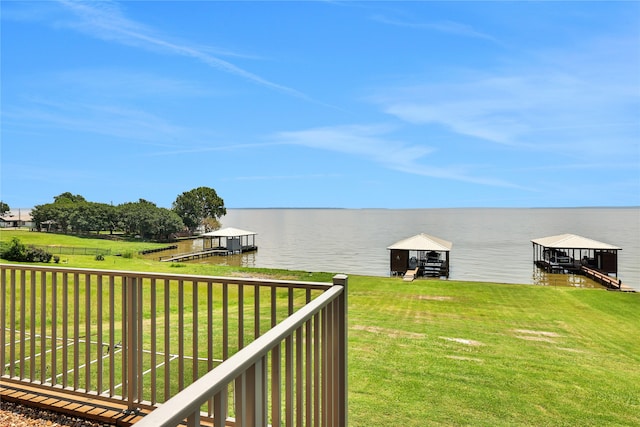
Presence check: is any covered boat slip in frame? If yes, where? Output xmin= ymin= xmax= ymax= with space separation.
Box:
xmin=161 ymin=227 xmax=257 ymax=262
xmin=531 ymin=233 xmax=620 ymax=275
xmin=201 ymin=227 xmax=257 ymax=254
xmin=531 ymin=233 xmax=631 ymax=291
xmin=388 ymin=233 xmax=452 ymax=279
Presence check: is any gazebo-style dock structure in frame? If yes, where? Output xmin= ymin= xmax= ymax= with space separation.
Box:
xmin=201 ymin=227 xmax=258 ymax=254
xmin=531 ymin=233 xmax=630 ymax=290
xmin=388 ymin=233 xmax=452 ymax=280
xmin=531 ymin=233 xmax=620 ymax=275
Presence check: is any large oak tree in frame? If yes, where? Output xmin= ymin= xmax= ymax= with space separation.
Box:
xmin=172 ymin=187 xmax=226 ymax=233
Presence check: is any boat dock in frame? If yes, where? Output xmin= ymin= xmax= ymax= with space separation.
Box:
xmin=160 ymin=249 xmax=232 ymax=262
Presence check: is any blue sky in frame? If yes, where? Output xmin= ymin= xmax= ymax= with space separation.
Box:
xmin=2 ymin=1 xmax=639 ymax=209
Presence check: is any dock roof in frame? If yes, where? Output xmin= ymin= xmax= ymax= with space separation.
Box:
xmin=201 ymin=227 xmax=257 ymax=238
xmin=387 ymin=233 xmax=453 ymax=252
xmin=531 ymin=233 xmax=621 ymax=250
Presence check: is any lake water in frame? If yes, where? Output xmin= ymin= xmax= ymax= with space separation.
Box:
xmin=167 ymin=208 xmax=640 ymax=291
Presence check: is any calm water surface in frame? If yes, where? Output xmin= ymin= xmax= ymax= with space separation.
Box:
xmin=168 ymin=208 xmax=640 ymax=290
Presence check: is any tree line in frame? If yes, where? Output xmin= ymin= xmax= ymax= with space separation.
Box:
xmin=22 ymin=187 xmax=226 ymax=241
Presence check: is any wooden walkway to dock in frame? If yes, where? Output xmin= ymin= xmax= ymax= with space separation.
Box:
xmin=160 ymin=249 xmax=229 ymax=262
xmin=403 ymin=268 xmax=418 ymax=282
xmin=580 ymin=266 xmax=635 ymax=292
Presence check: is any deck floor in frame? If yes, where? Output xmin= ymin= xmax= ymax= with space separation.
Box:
xmin=0 ymin=382 xmax=148 ymax=426
xmin=0 ymin=382 xmax=225 ymax=426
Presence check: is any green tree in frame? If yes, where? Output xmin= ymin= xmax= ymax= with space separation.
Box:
xmin=0 ymin=201 xmax=9 ymax=216
xmin=31 ymin=203 xmax=59 ymax=231
xmin=118 ymin=199 xmax=184 ymax=239
xmin=172 ymin=187 xmax=226 ymax=233
xmin=31 ymin=193 xmax=88 ymax=233
xmin=151 ymin=208 xmax=184 ymax=241
xmin=53 ymin=192 xmax=86 ymax=204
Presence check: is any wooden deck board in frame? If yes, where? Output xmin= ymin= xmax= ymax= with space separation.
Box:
xmin=0 ymin=381 xmax=228 ymax=426
xmin=1 ymin=382 xmax=150 ymax=426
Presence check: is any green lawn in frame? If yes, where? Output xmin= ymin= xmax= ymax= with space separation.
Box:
xmin=2 ymin=230 xmax=639 ymax=426
xmin=347 ymin=276 xmax=639 ymax=426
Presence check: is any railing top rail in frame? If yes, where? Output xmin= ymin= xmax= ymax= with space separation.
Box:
xmin=134 ymin=280 xmax=346 ymax=427
xmin=0 ymin=263 xmax=333 ymax=289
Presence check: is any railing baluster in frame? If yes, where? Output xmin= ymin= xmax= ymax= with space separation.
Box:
xmin=335 ymin=274 xmax=348 ymax=427
xmin=178 ymin=279 xmax=184 ymax=391
xmin=8 ymin=269 xmax=16 ymax=379
xmin=0 ymin=267 xmax=6 ymax=378
xmin=122 ymin=275 xmax=128 ymax=399
xmin=330 ymin=300 xmax=338 ymax=426
xmin=246 ymin=357 xmax=267 ymax=426
xmin=137 ymin=276 xmax=144 ymax=402
xmin=108 ymin=275 xmax=115 ymax=397
xmin=97 ymin=274 xmax=103 ymax=394
xmin=85 ymin=273 xmax=91 ymax=392
xmin=19 ymin=270 xmax=25 ymax=380
xmin=313 ymin=312 xmax=320 ymax=427
xmin=62 ymin=272 xmax=68 ymax=388
xmin=150 ymin=278 xmax=157 ymax=405
xmin=51 ymin=272 xmax=57 ymax=387
xmin=305 ymin=289 xmax=312 ymax=426
xmin=271 ymin=343 xmax=282 ymax=427
xmin=207 ymin=281 xmax=214 ymax=418
xmin=321 ymin=305 xmax=328 ymax=427
xmin=193 ymin=280 xmax=199 ymax=385
xmin=296 ymin=324 xmax=303 ymax=427
xmin=164 ymin=278 xmax=171 ymax=401
xmin=222 ymin=283 xmax=229 ymax=361
xmin=213 ymin=388 xmax=228 ymax=427
xmin=235 ymin=371 xmax=245 ymax=426
xmin=73 ymin=273 xmax=80 ymax=390
xmin=254 ymin=284 xmax=260 ymax=339
xmin=40 ymin=271 xmax=47 ymax=384
xmin=125 ymin=276 xmax=138 ymax=410
xmin=286 ymin=288 xmax=294 ymax=427
xmin=30 ymin=270 xmax=36 ymax=380
xmin=238 ymin=284 xmax=244 ymax=350
xmin=270 ymin=285 xmax=280 ymax=426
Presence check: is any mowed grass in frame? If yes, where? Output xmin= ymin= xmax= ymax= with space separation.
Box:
xmin=347 ymin=277 xmax=640 ymax=426
xmin=2 ymin=230 xmax=639 ymax=426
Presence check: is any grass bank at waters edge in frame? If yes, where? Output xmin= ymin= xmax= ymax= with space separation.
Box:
xmin=1 ymin=230 xmax=639 ymax=426
xmin=348 ymin=276 xmax=639 ymax=426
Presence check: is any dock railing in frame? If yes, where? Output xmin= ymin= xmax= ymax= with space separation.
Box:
xmin=0 ymin=264 xmax=348 ymax=426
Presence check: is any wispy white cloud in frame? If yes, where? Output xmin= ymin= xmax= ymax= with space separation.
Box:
xmin=274 ymin=123 xmax=432 ymax=166
xmin=372 ymin=35 xmax=640 ymax=158
xmin=52 ymin=0 xmax=310 ymax=99
xmin=49 ymin=68 xmax=214 ymax=99
xmin=273 ymin=124 xmax=522 ymax=188
xmin=145 ymin=142 xmax=285 ymax=157
xmin=228 ymin=173 xmax=343 ymax=182
xmin=4 ymin=98 xmax=186 ymax=146
xmin=371 ymin=14 xmax=499 ymax=43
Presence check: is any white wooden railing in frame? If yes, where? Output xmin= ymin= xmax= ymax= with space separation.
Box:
xmin=0 ymin=264 xmax=347 ymax=426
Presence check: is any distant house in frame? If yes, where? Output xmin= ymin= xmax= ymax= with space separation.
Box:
xmin=0 ymin=209 xmax=34 ymax=229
